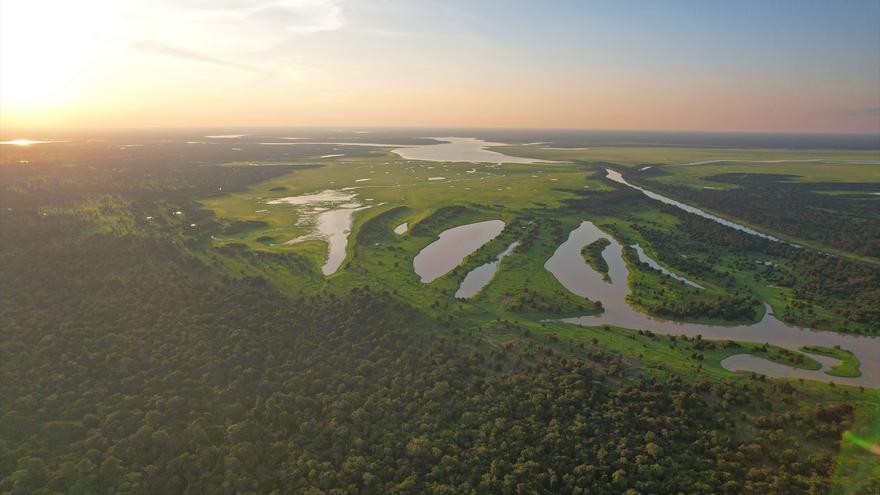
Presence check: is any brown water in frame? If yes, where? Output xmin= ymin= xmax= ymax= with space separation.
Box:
xmin=455 ymin=241 xmax=520 ymax=298
xmin=413 ymin=220 xmax=505 ymax=283
xmin=546 ymin=221 xmax=879 ymax=387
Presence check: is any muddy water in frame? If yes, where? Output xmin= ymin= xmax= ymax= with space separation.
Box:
xmin=414 ymin=220 xmax=505 ymax=283
xmin=455 ymin=241 xmax=520 ymax=298
xmin=546 ymin=221 xmax=879 ymax=387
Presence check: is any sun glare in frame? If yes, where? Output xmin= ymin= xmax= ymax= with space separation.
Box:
xmin=0 ymin=0 xmax=125 ymax=109
xmin=0 ymin=139 xmax=65 ymax=146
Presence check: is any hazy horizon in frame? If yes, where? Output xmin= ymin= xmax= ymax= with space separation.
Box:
xmin=2 ymin=0 xmax=879 ymax=133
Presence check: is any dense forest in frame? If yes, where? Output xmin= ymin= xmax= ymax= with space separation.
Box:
xmin=632 ymin=170 xmax=880 ymax=259
xmin=0 ymin=204 xmax=858 ymax=494
xmin=647 ymin=207 xmax=880 ymax=333
xmin=566 ymin=173 xmax=880 ymax=334
xmin=0 ymin=157 xmax=873 ymax=493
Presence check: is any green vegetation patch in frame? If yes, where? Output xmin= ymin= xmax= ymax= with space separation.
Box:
xmin=581 ymin=237 xmax=611 ymax=282
xmin=490 ymin=144 xmax=880 ymax=170
xmin=802 ymin=345 xmax=862 ymax=378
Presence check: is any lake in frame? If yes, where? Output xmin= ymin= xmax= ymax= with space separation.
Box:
xmin=392 ymin=137 xmax=554 ymax=164
xmin=414 ymin=220 xmax=505 ymax=283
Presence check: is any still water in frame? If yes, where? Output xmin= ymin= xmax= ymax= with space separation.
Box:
xmin=605 ymin=169 xmax=791 ymax=244
xmin=267 ymin=190 xmax=370 ymax=276
xmin=414 ymin=220 xmax=505 ymax=283
xmin=455 ymin=241 xmax=520 ymax=299
xmin=631 ymin=243 xmax=704 ymax=289
xmin=546 ymin=221 xmax=879 ymax=387
xmin=393 ymin=137 xmax=553 ymax=164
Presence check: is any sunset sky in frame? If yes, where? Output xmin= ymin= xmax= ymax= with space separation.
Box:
xmin=2 ymin=0 xmax=879 ymax=133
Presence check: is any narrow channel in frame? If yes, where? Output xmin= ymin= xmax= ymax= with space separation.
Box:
xmin=605 ymin=169 xmax=794 ymax=245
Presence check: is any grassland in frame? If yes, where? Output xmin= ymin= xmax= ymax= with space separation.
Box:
xmin=201 ymin=151 xmax=605 ymax=254
xmin=198 ymin=146 xmax=876 ymax=388
xmin=802 ymin=345 xmax=862 ymax=378
xmin=645 ymin=161 xmax=880 ymax=189
xmin=492 ymin=144 xmax=880 ymax=170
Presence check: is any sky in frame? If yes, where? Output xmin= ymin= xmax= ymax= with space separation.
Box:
xmin=1 ymin=0 xmax=879 ymax=133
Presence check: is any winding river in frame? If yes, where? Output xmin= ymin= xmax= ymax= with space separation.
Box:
xmin=546 ymin=221 xmax=879 ymax=387
xmin=605 ymin=169 xmax=792 ymax=245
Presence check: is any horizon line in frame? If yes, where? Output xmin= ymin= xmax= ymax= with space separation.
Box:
xmin=2 ymin=125 xmax=879 ymax=138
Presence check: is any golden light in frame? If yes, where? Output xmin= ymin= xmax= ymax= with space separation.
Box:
xmin=0 ymin=0 xmax=126 ymax=110
xmin=0 ymin=139 xmax=66 ymax=146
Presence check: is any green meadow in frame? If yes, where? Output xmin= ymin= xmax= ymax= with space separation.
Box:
xmin=802 ymin=345 xmax=862 ymax=378
xmin=492 ymin=144 xmax=880 ymax=168
xmin=201 ymin=145 xmax=875 ymax=376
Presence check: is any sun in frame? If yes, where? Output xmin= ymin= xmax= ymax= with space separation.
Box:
xmin=0 ymin=0 xmax=125 ymax=110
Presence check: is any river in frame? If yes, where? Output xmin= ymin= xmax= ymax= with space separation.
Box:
xmin=546 ymin=221 xmax=879 ymax=387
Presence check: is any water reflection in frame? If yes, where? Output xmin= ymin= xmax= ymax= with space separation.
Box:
xmin=546 ymin=221 xmax=879 ymax=387
xmin=455 ymin=241 xmax=520 ymax=298
xmin=268 ymin=190 xmax=370 ymax=276
xmin=393 ymin=137 xmax=554 ymax=164
xmin=414 ymin=220 xmax=505 ymax=283
xmin=605 ymin=169 xmax=792 ymax=245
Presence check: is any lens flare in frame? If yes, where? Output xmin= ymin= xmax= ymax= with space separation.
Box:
xmin=843 ymin=431 xmax=880 ymax=456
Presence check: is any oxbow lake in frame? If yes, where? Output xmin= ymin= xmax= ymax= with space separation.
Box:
xmin=413 ymin=220 xmax=505 ymax=283
xmin=455 ymin=241 xmax=520 ymax=299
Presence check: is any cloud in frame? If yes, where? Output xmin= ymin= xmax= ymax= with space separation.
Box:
xmin=165 ymin=0 xmax=344 ymax=35
xmin=248 ymin=0 xmax=344 ymax=34
xmin=132 ymin=40 xmax=272 ymax=77
xmin=128 ymin=1 xmax=343 ymax=79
